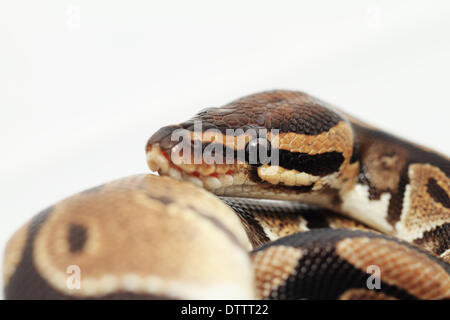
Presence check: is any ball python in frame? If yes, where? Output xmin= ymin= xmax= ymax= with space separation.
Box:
xmin=3 ymin=90 xmax=449 ymax=300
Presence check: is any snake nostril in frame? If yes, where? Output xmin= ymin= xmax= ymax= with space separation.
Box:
xmin=146 ymin=125 xmax=182 ymax=152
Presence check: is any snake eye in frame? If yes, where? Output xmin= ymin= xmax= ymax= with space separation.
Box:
xmin=246 ymin=138 xmax=272 ymax=165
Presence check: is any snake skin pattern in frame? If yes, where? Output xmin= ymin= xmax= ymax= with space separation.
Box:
xmin=4 ymin=175 xmax=253 ymax=299
xmin=3 ymin=90 xmax=450 ymax=299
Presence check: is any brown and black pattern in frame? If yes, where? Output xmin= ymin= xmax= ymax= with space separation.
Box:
xmin=252 ymin=229 xmax=450 ymax=300
xmin=5 ymin=89 xmax=450 ymax=300
xmin=397 ymin=163 xmax=450 ymax=260
xmin=3 ymin=175 xmax=253 ymax=300
xmin=147 ymin=90 xmax=351 ymax=157
xmin=148 ymin=90 xmax=448 ymax=246
xmin=182 ymin=90 xmax=344 ymax=135
xmin=146 ymin=90 xmax=357 ymax=203
xmin=3 ymin=207 xmax=171 ymax=300
xmin=221 ymin=197 xmax=372 ymax=249
xmin=351 ymin=122 xmax=450 ymax=224
xmin=147 ymin=89 xmax=449 ymax=269
xmin=413 ymin=224 xmax=449 ymax=261
xmin=144 ymin=90 xmax=450 ymax=299
xmin=427 ymin=178 xmax=450 ymax=208
xmin=277 ymin=150 xmax=344 ymax=176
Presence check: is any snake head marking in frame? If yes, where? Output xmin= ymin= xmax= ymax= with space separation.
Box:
xmin=146 ymin=90 xmax=359 ymax=204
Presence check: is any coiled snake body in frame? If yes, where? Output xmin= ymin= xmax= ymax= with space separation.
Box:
xmin=3 ymin=91 xmax=450 ymax=299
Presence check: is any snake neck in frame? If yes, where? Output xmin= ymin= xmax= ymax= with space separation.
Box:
xmin=337 ymin=120 xmax=450 ymax=235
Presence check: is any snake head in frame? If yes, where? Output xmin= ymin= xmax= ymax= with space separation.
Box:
xmin=146 ymin=90 xmax=359 ymax=204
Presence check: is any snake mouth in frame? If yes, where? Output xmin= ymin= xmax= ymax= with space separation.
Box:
xmin=146 ymin=143 xmax=255 ymax=192
xmin=146 ymin=144 xmax=331 ymax=203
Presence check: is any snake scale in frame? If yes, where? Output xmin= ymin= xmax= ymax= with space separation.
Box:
xmin=3 ymin=90 xmax=450 ymax=300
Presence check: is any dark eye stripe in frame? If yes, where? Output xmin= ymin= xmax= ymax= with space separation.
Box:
xmin=278 ymin=150 xmax=344 ymax=176
xmin=196 ymin=142 xmax=345 ymax=176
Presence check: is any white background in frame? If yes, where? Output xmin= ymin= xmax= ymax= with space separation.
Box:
xmin=1 ymin=1 xmax=449 ymax=297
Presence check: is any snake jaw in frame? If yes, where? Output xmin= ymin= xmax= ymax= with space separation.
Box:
xmin=146 ymin=143 xmax=251 ymax=191
xmin=146 ymin=142 xmax=345 ymax=207
xmin=146 ymin=144 xmax=335 ymax=207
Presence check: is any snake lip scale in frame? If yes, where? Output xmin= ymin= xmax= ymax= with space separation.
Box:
xmin=3 ymin=90 xmax=450 ymax=300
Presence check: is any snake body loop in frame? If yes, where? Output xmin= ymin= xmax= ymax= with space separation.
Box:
xmin=3 ymin=90 xmax=450 ymax=299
